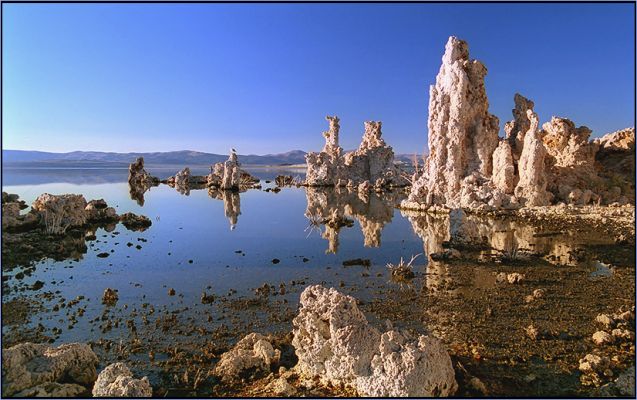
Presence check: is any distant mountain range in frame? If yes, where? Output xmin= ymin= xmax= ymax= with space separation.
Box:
xmin=2 ymin=149 xmax=422 ymax=168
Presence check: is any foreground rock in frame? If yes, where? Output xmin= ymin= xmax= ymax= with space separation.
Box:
xmin=402 ymin=36 xmax=635 ymax=211
xmin=305 ymin=116 xmax=409 ymax=188
xmin=92 ymin=363 xmax=152 ymax=397
xmin=214 ymin=332 xmax=281 ymax=381
xmin=1 ymin=342 xmax=98 ymax=397
xmin=292 ymin=285 xmax=457 ymax=396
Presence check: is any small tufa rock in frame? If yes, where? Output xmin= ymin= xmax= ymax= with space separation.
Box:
xmin=611 ymin=329 xmax=634 ymax=341
xmin=92 ymin=363 xmax=152 ymax=397
xmin=596 ymin=314 xmax=615 ymax=328
xmin=214 ymin=333 xmax=281 ymax=381
xmin=507 ymin=273 xmax=525 ymax=284
xmin=265 ymin=376 xmax=297 ymax=396
xmin=102 ymin=288 xmax=119 ymax=306
xmin=579 ymin=353 xmax=610 ymax=374
xmin=592 ymin=331 xmax=614 ymax=346
xmin=525 ymin=324 xmax=539 ymax=340
xmin=119 ymin=213 xmax=152 ymax=231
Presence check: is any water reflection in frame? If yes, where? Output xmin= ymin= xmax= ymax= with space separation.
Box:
xmin=304 ymin=187 xmax=406 ymax=253
xmin=208 ymin=189 xmax=241 ymax=229
xmin=402 ymin=209 xmax=615 ymax=269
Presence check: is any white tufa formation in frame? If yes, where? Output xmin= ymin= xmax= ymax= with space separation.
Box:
xmin=92 ymin=363 xmax=152 ymax=397
xmin=403 ymin=36 xmax=635 ymax=210
xmin=292 ymin=285 xmax=457 ymax=396
xmin=1 ymin=342 xmax=99 ymax=397
xmin=514 ymin=109 xmax=552 ymax=206
xmin=406 ymin=36 xmax=499 ymax=208
xmin=305 ymin=117 xmax=409 ymax=188
xmin=214 ymin=332 xmax=281 ymax=380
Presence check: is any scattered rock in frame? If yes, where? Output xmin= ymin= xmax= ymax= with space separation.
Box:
xmin=119 ymin=213 xmax=152 ymax=231
xmin=596 ymin=314 xmax=615 ymax=328
xmin=265 ymin=375 xmax=297 ymax=396
xmin=102 ymin=288 xmax=119 ymax=306
xmin=506 ymin=273 xmax=525 ymax=284
xmin=525 ymin=324 xmax=539 ymax=340
xmin=342 ymin=258 xmax=371 ymax=267
xmin=592 ymin=331 xmax=614 ymax=346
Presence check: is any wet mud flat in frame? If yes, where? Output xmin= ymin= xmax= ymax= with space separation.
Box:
xmin=2 ymin=202 xmax=635 ymax=397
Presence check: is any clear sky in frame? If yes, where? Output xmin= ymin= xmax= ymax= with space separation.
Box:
xmin=2 ymin=3 xmax=635 ymax=154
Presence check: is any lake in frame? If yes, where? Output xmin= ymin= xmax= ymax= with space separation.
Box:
xmin=2 ymin=167 xmax=635 ymax=397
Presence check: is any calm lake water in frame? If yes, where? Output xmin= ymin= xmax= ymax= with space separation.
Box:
xmin=2 ymin=167 xmax=635 ymax=396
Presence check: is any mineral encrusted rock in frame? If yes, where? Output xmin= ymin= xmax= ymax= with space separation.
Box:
xmin=491 ymin=141 xmax=516 ymax=194
xmin=127 ymin=157 xmax=159 ymax=205
xmin=405 ymin=36 xmax=499 ymax=208
xmin=305 ymin=116 xmax=409 ymax=188
xmin=206 ymin=150 xmax=259 ymax=190
xmin=2 ymin=193 xmax=38 ymax=231
xmin=355 ymin=330 xmax=458 ymax=397
xmin=32 ymin=193 xmax=88 ymax=232
xmin=92 ymin=363 xmax=152 ymax=397
xmin=119 ymin=212 xmax=152 ymax=231
xmin=594 ymin=127 xmax=635 ymax=204
xmin=504 ymin=93 xmax=535 ymax=160
xmin=292 ymin=285 xmax=457 ymax=396
xmin=214 ymin=332 xmax=281 ymax=380
xmin=514 ymin=110 xmax=552 ymax=206
xmin=305 ymin=116 xmax=344 ymax=186
xmin=13 ymin=382 xmax=88 ymax=397
xmin=402 ymin=36 xmax=635 ymax=210
xmin=85 ymin=199 xmax=118 ymax=222
xmin=1 ymin=342 xmax=98 ymax=397
xmin=222 ymin=150 xmax=241 ymax=190
xmin=128 ymin=157 xmax=159 ymax=188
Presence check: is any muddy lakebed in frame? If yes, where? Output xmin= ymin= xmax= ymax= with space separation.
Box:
xmin=2 ymin=167 xmax=635 ymax=397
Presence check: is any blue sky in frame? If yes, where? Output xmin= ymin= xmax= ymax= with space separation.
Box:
xmin=2 ymin=3 xmax=634 ymax=154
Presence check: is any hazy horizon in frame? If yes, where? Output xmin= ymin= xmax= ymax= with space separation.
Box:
xmin=3 ymin=3 xmax=635 ymax=154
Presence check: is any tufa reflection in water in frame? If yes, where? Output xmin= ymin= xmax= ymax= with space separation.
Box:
xmin=303 ymin=186 xmax=406 ymax=253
